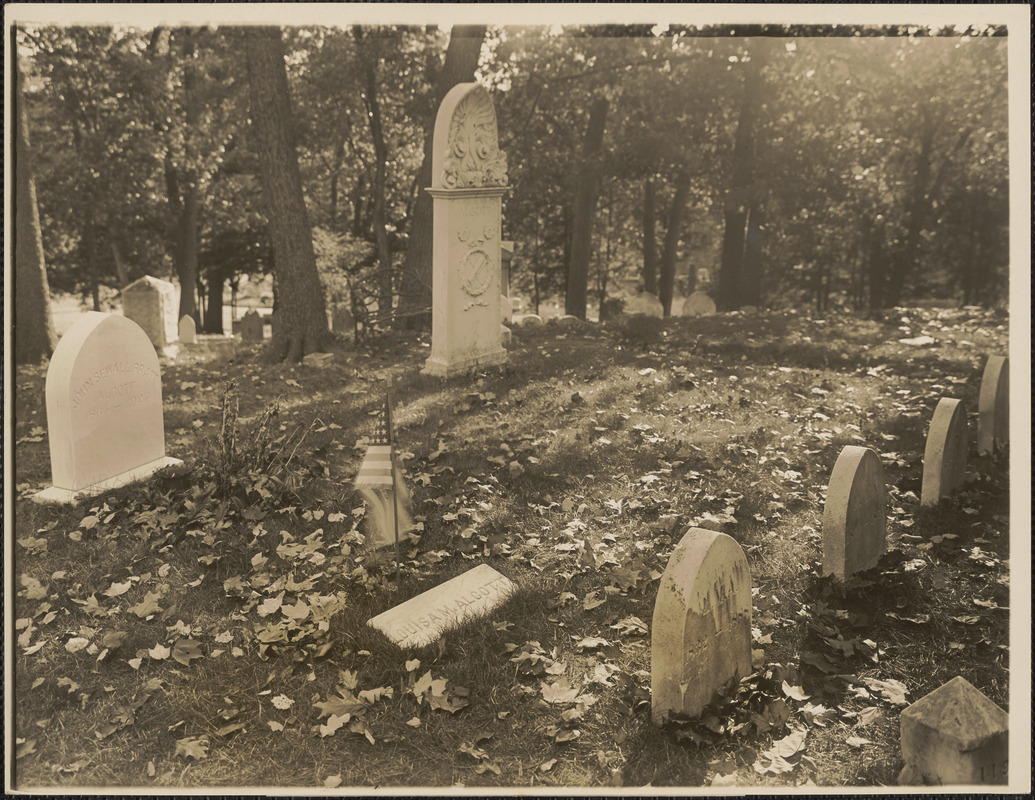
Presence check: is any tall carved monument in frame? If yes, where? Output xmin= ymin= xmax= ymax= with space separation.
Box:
xmin=422 ymin=83 xmax=509 ymax=378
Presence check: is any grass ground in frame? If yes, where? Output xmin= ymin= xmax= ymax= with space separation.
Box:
xmin=10 ymin=306 xmax=1012 ymax=789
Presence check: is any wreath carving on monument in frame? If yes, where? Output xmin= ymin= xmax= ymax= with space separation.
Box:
xmin=442 ymin=89 xmax=508 ymax=189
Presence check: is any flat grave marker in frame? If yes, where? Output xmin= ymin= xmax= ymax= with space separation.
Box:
xmin=651 ymin=528 xmax=752 ymax=723
xmin=977 ymin=355 xmax=1008 ymax=455
xmin=899 ymin=676 xmax=1008 ymax=785
xmin=822 ymin=445 xmax=886 ymax=579
xmin=921 ymin=398 xmax=968 ymax=507
xmin=36 ymin=312 xmax=181 ymax=503
xmin=368 ymin=564 xmax=515 ymax=649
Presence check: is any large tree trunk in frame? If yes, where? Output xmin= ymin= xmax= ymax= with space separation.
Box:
xmin=177 ymin=31 xmax=200 ymax=324
xmin=396 ymin=25 xmax=486 ymax=331
xmin=642 ymin=177 xmax=658 ymax=295
xmin=658 ymin=175 xmax=690 ymax=317
xmin=741 ymin=202 xmax=763 ymax=307
xmin=204 ymin=265 xmax=229 ymax=333
xmin=717 ymin=40 xmax=767 ymax=311
xmin=565 ymin=96 xmax=609 ymax=320
xmin=14 ymin=73 xmax=57 ymax=363
xmin=242 ymin=26 xmax=328 ymax=362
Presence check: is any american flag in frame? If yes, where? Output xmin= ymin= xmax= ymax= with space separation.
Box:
xmin=354 ymin=396 xmax=412 ymax=549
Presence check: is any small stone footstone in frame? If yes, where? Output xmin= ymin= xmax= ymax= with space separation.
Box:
xmin=822 ymin=445 xmax=886 ymax=579
xmin=682 ymin=291 xmax=717 ymax=317
xmin=977 ymin=355 xmax=1008 ymax=455
xmin=178 ymin=314 xmax=197 ymax=345
xmin=921 ymin=398 xmax=968 ymax=507
xmin=651 ymin=528 xmax=752 ymax=724
xmin=898 ymin=676 xmax=1008 ymax=786
xmin=626 ymin=291 xmax=663 ymax=318
xmin=367 ymin=564 xmax=515 ymax=649
xmin=35 ymin=312 xmax=182 ymax=504
xmin=239 ymin=310 xmax=263 ymax=342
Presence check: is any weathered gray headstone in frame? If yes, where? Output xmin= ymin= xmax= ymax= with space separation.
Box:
xmin=626 ymin=291 xmax=664 ymax=318
xmin=682 ymin=291 xmax=717 ymax=317
xmin=899 ymin=676 xmax=1008 ymax=786
xmin=500 ymin=295 xmax=513 ymax=324
xmin=422 ymin=82 xmax=509 ymax=378
xmin=822 ymin=445 xmax=886 ymax=579
xmin=368 ymin=564 xmax=515 ymax=649
xmin=240 ymin=310 xmax=263 ymax=342
xmin=500 ymin=324 xmax=512 ymax=346
xmin=122 ymin=275 xmax=178 ymax=348
xmin=500 ymin=240 xmax=514 ymax=297
xmin=35 ymin=312 xmax=181 ymax=503
xmin=651 ymin=528 xmax=752 ymax=723
xmin=331 ymin=305 xmax=354 ymax=335
xmin=921 ymin=398 xmax=968 ymax=507
xmin=977 ymin=356 xmax=1008 ymax=455
xmin=514 ymin=314 xmax=543 ymax=328
xmin=178 ymin=314 xmax=197 ymax=345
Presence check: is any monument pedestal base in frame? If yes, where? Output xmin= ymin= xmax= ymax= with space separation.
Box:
xmin=422 ymin=348 xmax=507 ymax=378
xmin=34 ymin=456 xmax=183 ymax=504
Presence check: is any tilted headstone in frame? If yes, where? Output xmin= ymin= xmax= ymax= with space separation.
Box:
xmin=898 ymin=676 xmax=1008 ymax=786
xmin=514 ymin=314 xmax=543 ymax=328
xmin=822 ymin=445 xmax=886 ymax=579
xmin=977 ymin=356 xmax=1008 ymax=455
xmin=178 ymin=314 xmax=197 ymax=345
xmin=35 ymin=312 xmax=181 ymax=503
xmin=422 ymin=82 xmax=509 ymax=378
xmin=239 ymin=310 xmax=263 ymax=342
xmin=651 ymin=528 xmax=752 ymax=723
xmin=368 ymin=564 xmax=515 ymax=649
xmin=122 ymin=275 xmax=178 ymax=348
xmin=921 ymin=398 xmax=968 ymax=507
xmin=626 ymin=291 xmax=663 ymax=318
xmin=682 ymin=291 xmax=717 ymax=317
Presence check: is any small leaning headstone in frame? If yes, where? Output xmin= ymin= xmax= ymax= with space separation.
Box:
xmin=626 ymin=291 xmax=664 ymax=318
xmin=682 ymin=291 xmax=717 ymax=317
xmin=822 ymin=445 xmax=886 ymax=579
xmin=178 ymin=314 xmax=197 ymax=345
xmin=921 ymin=398 xmax=968 ymax=507
xmin=35 ymin=312 xmax=181 ymax=503
xmin=898 ymin=676 xmax=1008 ymax=785
xmin=651 ymin=527 xmax=752 ymax=723
xmin=122 ymin=275 xmax=178 ymax=348
xmin=239 ymin=310 xmax=263 ymax=342
xmin=977 ymin=355 xmax=1008 ymax=455
xmin=368 ymin=564 xmax=515 ymax=649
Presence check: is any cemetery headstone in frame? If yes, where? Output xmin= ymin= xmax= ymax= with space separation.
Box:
xmin=626 ymin=291 xmax=664 ymax=318
xmin=500 ymin=294 xmax=513 ymax=324
xmin=500 ymin=240 xmax=514 ymax=297
xmin=977 ymin=355 xmax=1008 ymax=455
xmin=514 ymin=314 xmax=544 ymax=328
xmin=422 ymin=82 xmax=509 ymax=378
xmin=122 ymin=275 xmax=178 ymax=348
xmin=682 ymin=291 xmax=717 ymax=317
xmin=240 ymin=310 xmax=263 ymax=342
xmin=35 ymin=312 xmax=181 ymax=503
xmin=178 ymin=314 xmax=197 ymax=345
xmin=651 ymin=528 xmax=752 ymax=723
xmin=368 ymin=564 xmax=515 ymax=648
xmin=331 ymin=304 xmax=354 ymax=335
xmin=898 ymin=676 xmax=1008 ymax=785
xmin=669 ymin=295 xmax=686 ymax=317
xmin=500 ymin=325 xmax=512 ymax=346
xmin=921 ymin=398 xmax=968 ymax=507
xmin=822 ymin=445 xmax=886 ymax=579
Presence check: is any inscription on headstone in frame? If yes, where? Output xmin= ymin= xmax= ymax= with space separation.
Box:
xmin=651 ymin=528 xmax=752 ymax=723
xmin=822 ymin=446 xmax=886 ymax=579
xmin=36 ymin=312 xmax=181 ymax=503
xmin=921 ymin=398 xmax=968 ymax=507
xmin=368 ymin=564 xmax=515 ymax=649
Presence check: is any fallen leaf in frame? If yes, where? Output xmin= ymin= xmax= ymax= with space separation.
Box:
xmin=324 ymin=774 xmax=342 ymax=788
xmin=174 ymin=735 xmax=209 ymax=760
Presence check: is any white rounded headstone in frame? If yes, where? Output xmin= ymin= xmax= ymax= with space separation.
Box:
xmin=977 ymin=356 xmax=1008 ymax=455
xmin=822 ymin=446 xmax=886 ymax=579
xmin=921 ymin=398 xmax=968 ymax=507
xmin=178 ymin=314 xmax=197 ymax=345
xmin=682 ymin=291 xmax=717 ymax=317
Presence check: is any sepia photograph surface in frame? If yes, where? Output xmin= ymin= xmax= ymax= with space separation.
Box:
xmin=5 ymin=3 xmax=1030 ymax=795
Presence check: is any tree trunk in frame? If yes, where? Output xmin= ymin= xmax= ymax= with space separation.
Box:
xmin=867 ymin=222 xmax=886 ymax=313
xmin=741 ymin=202 xmax=763 ymax=307
xmin=242 ymin=26 xmax=328 ymax=362
xmin=565 ymin=96 xmax=609 ymax=320
xmin=355 ymin=30 xmax=393 ymax=323
xmin=204 ymin=266 xmax=228 ymax=333
xmin=642 ymin=177 xmax=658 ymax=295
xmin=717 ymin=40 xmax=767 ymax=311
xmin=177 ymin=31 xmax=200 ymax=324
xmin=396 ymin=25 xmax=487 ymax=330
xmin=658 ymin=175 xmax=690 ymax=317
xmin=15 ymin=73 xmax=57 ymax=363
